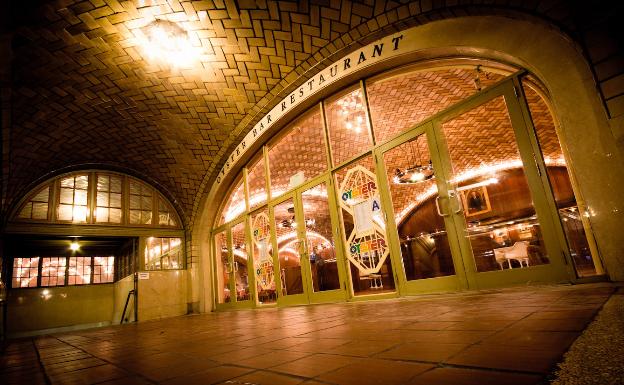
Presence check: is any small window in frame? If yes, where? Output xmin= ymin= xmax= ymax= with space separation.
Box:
xmin=145 ymin=237 xmax=183 ymax=270
xmin=325 ymin=86 xmax=371 ymax=166
xmin=93 ymin=256 xmax=115 ymax=283
xmin=218 ymin=174 xmax=245 ymax=226
xmin=17 ymin=186 xmax=50 ymax=220
xmin=268 ymin=107 xmax=328 ymax=198
xmin=58 ymin=175 xmax=89 ymax=222
xmin=95 ymin=174 xmax=123 ymax=224
xmin=12 ymin=257 xmax=40 ymax=288
xmin=129 ymin=179 xmax=153 ymax=225
xmin=68 ymin=257 xmax=92 ymax=285
xmin=158 ymin=197 xmax=179 ymax=227
xmin=41 ymin=257 xmax=67 ymax=286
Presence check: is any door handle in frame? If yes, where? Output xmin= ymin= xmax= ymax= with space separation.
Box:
xmin=449 ymin=190 xmax=463 ymax=214
xmin=435 ymin=196 xmax=449 ymax=217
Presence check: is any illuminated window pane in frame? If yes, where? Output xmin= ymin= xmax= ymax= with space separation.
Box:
xmin=57 ymin=174 xmax=89 ymax=223
xmin=68 ymin=257 xmax=92 ymax=285
xmin=158 ymin=198 xmax=178 ymax=227
xmin=96 ymin=207 xmax=109 ymax=222
xmin=218 ymin=174 xmax=245 ymax=225
xmin=129 ymin=179 xmax=153 ymax=225
xmin=325 ymin=86 xmax=371 ymax=166
xmin=58 ymin=204 xmax=73 ymax=221
xmin=18 ymin=186 xmax=50 ymax=220
xmin=60 ymin=188 xmax=74 ymax=204
xmin=367 ymin=67 xmax=504 ymax=144
xmin=268 ymin=108 xmax=327 ymax=199
xmin=93 ymin=256 xmax=114 ymax=283
xmin=41 ymin=257 xmax=67 ymax=286
xmin=145 ymin=237 xmax=183 ymax=270
xmin=12 ymin=257 xmax=40 ymax=288
xmin=96 ymin=174 xmax=123 ymax=224
xmin=110 ymin=208 xmax=122 ymax=223
xmin=247 ymin=154 xmax=268 ymax=209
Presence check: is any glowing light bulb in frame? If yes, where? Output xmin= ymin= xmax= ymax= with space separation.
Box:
xmin=70 ymin=242 xmax=80 ymax=251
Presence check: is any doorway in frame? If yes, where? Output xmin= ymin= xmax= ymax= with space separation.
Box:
xmin=270 ymin=175 xmax=348 ymax=306
xmin=377 ymin=78 xmax=573 ymax=292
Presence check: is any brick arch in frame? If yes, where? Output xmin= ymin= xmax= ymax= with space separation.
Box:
xmin=195 ymin=13 xmax=624 ymax=310
xmin=190 ymin=3 xmax=594 ymax=229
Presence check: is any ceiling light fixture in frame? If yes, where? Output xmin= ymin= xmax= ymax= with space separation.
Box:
xmin=393 ymin=137 xmax=434 ymax=184
xmin=140 ymin=19 xmax=199 ymax=68
xmin=70 ymin=241 xmax=80 ymax=251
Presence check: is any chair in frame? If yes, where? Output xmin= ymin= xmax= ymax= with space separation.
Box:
xmin=493 ymin=241 xmax=530 ymax=270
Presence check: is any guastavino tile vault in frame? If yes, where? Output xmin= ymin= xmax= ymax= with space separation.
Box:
xmin=1 ymin=1 xmax=623 ymax=384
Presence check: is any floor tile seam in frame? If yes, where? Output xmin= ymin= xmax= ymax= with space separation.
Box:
xmin=47 ymin=335 xmax=159 ymax=385
xmin=226 ymin=365 xmax=318 ymax=381
xmin=44 ymin=361 xmax=109 ymax=376
xmin=433 ymin=361 xmax=548 ymax=376
xmin=32 ymin=339 xmax=52 ymax=385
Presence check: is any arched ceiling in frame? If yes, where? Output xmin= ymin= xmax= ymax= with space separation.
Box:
xmin=1 ymin=0 xmax=617 ymax=228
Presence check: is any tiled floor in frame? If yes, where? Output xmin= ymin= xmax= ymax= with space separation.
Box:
xmin=0 ymin=284 xmax=616 ymax=385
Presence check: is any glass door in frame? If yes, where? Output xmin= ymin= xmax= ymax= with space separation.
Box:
xmin=251 ymin=207 xmax=277 ymax=305
xmin=212 ymin=219 xmax=252 ymax=310
xmin=433 ymin=81 xmax=568 ymax=288
xmin=271 ymin=175 xmax=348 ymax=306
xmin=376 ymin=124 xmax=468 ymax=294
xmin=335 ymin=155 xmax=398 ymax=297
xmin=272 ymin=194 xmax=307 ymax=306
xmin=299 ymin=177 xmax=348 ymax=303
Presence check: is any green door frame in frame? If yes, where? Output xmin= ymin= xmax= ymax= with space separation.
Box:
xmin=272 ymin=174 xmax=349 ymax=306
xmin=431 ymin=79 xmax=569 ymax=289
xmin=212 ymin=216 xmax=255 ymax=311
xmin=374 ymin=123 xmax=469 ymax=295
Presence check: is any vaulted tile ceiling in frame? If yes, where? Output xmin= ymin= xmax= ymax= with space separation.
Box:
xmin=2 ymin=0 xmax=614 ymax=228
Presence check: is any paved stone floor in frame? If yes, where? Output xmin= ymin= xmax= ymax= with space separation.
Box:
xmin=0 ymin=283 xmax=618 ymax=385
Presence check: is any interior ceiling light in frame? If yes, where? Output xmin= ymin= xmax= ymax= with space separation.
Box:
xmin=393 ymin=138 xmax=434 ymax=184
xmin=140 ymin=19 xmax=199 ymax=68
xmin=70 ymin=241 xmax=80 ymax=251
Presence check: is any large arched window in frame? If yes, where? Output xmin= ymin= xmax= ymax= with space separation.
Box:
xmin=12 ymin=171 xmax=181 ymax=229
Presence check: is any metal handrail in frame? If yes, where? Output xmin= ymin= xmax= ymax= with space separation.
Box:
xmin=120 ymin=289 xmax=136 ymax=324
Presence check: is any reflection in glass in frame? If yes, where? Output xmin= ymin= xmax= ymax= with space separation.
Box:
xmin=231 ymin=222 xmax=250 ymax=301
xmin=367 ymin=67 xmax=504 ymax=144
xmin=325 ymin=87 xmax=371 ymax=166
xmin=273 ymin=199 xmax=304 ymax=296
xmin=144 ymin=237 xmax=183 ymax=270
xmin=247 ymin=154 xmax=268 ymax=209
xmin=268 ymin=108 xmax=327 ymax=199
xmin=219 ymin=174 xmax=245 ymax=225
xmin=158 ymin=198 xmax=178 ymax=227
xmin=523 ymin=80 xmax=600 ymax=277
xmin=442 ymin=96 xmax=549 ymax=272
xmin=68 ymin=257 xmax=92 ymax=285
xmin=214 ymin=231 xmax=230 ymax=303
xmin=251 ymin=209 xmax=276 ymax=303
xmin=93 ymin=256 xmax=115 ymax=283
xmin=383 ymin=135 xmax=456 ymax=280
xmin=12 ymin=257 xmax=40 ymax=288
xmin=301 ymin=183 xmax=341 ymax=292
xmin=41 ymin=257 xmax=67 ymax=286
xmin=335 ymin=156 xmax=395 ymax=294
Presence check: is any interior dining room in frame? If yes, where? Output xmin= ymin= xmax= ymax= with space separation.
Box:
xmin=1 ymin=1 xmax=623 ymax=384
